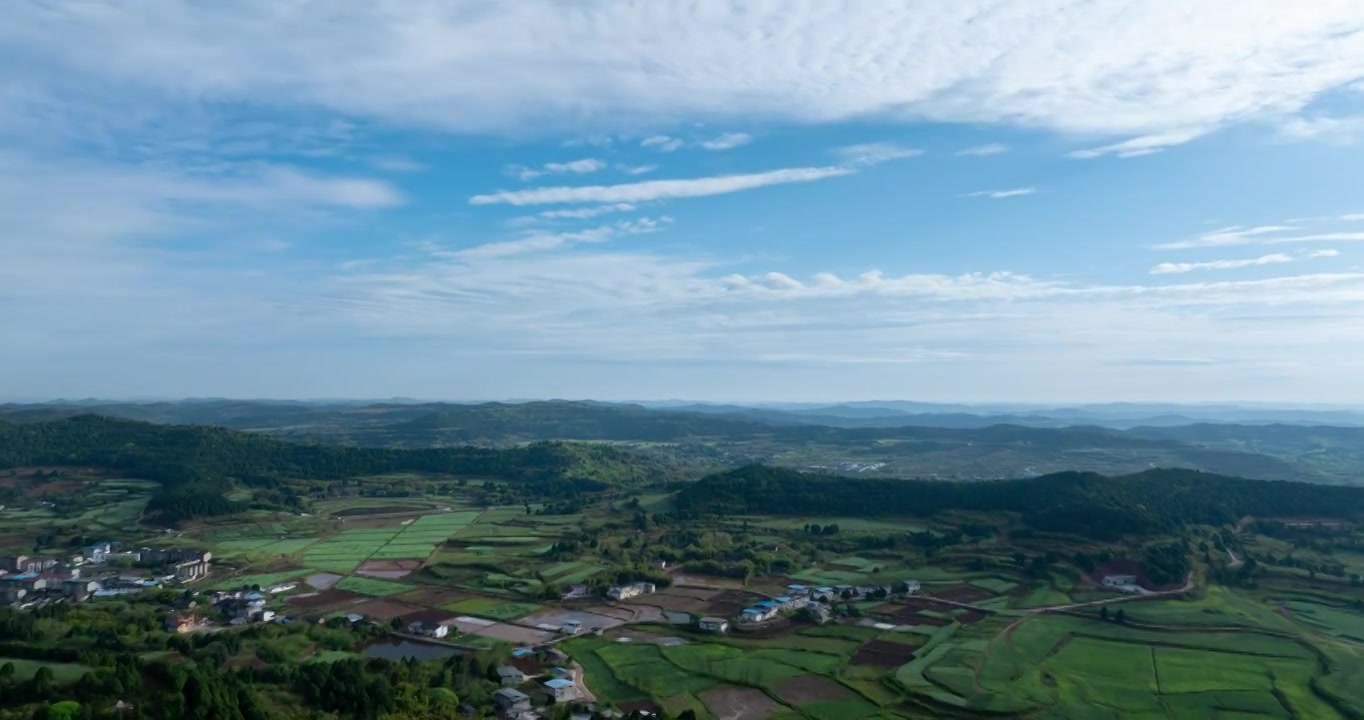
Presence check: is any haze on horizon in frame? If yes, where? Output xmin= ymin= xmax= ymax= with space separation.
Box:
xmin=5 ymin=1 xmax=1364 ymax=403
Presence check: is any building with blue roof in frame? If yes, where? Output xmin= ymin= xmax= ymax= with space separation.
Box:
xmin=544 ymin=677 xmax=579 ymax=701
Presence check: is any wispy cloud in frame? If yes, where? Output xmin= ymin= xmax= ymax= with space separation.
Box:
xmin=618 ymin=164 xmax=658 ymax=176
xmin=1280 ymin=115 xmax=1364 ymax=143
xmin=697 ymin=132 xmax=753 ymax=150
xmin=1342 ymin=214 xmax=1364 ymax=221
xmin=836 ymin=143 xmax=924 ymax=165
xmin=1150 ymin=253 xmax=1294 ymax=275
xmin=641 ymin=136 xmax=685 ymax=152
xmin=1068 ymin=130 xmax=1204 ymax=159
xmin=968 ymin=188 xmax=1035 ymax=199
xmin=456 ymin=216 xmax=672 ymax=258
xmin=1308 ymin=249 xmax=1341 ymax=258
xmin=537 ymin=203 xmax=638 ymax=220
xmin=469 ymin=166 xmax=855 ymax=206
xmin=956 ymin=143 xmax=1008 ymax=157
xmin=1159 ymin=224 xmax=1364 ymax=250
xmin=505 ymin=158 xmax=606 ymax=181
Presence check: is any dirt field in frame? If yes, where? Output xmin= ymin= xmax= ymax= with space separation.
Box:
xmin=657 ymin=586 xmax=720 ymax=600
xmin=617 ymin=701 xmax=662 ymax=716
xmin=394 ymin=586 xmax=472 ymax=607
xmin=850 ymin=639 xmax=920 ymax=667
xmin=399 ymin=608 xmax=458 ymax=626
xmin=955 ymin=609 xmax=987 ymax=624
xmin=633 ymin=593 xmax=710 ymax=614
xmin=704 ymin=590 xmax=765 ymax=617
xmin=357 ymin=560 xmax=422 ymax=579
xmin=930 ymin=585 xmax=994 ymax=603
xmin=672 ymin=573 xmax=746 ymax=590
xmin=351 ymin=599 xmax=422 ymax=619
xmin=700 ymin=686 xmax=781 ymax=720
xmin=772 ymin=675 xmax=856 ymax=705
xmin=465 ymin=622 xmax=556 ymax=645
xmin=520 ymin=608 xmax=627 ymax=631
xmin=286 ymin=589 xmax=367 ymax=610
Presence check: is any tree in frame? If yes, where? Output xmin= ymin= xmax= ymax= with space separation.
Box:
xmin=1099 ymin=606 xmax=1109 ymax=621
xmin=0 ymin=661 xmax=14 ymax=685
xmin=1114 ymin=608 xmax=1126 ymax=624
xmin=43 ymin=702 xmax=82 ymax=720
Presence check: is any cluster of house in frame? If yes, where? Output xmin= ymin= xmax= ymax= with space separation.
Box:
xmin=732 ymin=581 xmax=920 ymax=627
xmin=0 ymin=544 xmax=213 ymax=608
xmin=491 ymin=646 xmax=588 ymax=720
xmin=164 ymin=583 xmax=303 ymax=633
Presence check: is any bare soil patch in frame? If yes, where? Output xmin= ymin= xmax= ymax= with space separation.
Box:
xmin=399 ymin=608 xmax=458 ymax=626
xmin=704 ymin=590 xmax=765 ymax=617
xmin=658 ymin=586 xmax=720 ymax=600
xmin=305 ymin=573 xmax=343 ymax=590
xmin=875 ymin=598 xmax=958 ymax=625
xmin=956 ymin=609 xmax=987 ymax=624
xmin=699 ymin=686 xmax=782 ymax=720
xmin=931 ymin=585 xmax=994 ymax=603
xmin=465 ymin=622 xmax=556 ymax=645
xmin=850 ymin=639 xmax=920 ymax=668
xmin=286 ymin=589 xmax=367 ymax=610
xmin=635 ymin=593 xmax=709 ymax=614
xmin=618 ymin=701 xmax=662 ymax=716
xmin=352 ymin=599 xmax=422 ymax=620
xmin=395 ymin=586 xmax=473 ymax=607
xmin=773 ymin=674 xmax=855 ymax=705
xmin=521 ymin=608 xmax=627 ymax=631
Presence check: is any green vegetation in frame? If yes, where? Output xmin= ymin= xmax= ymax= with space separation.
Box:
xmin=441 ymin=598 xmax=541 ymax=620
xmin=333 ymin=576 xmax=411 ymax=597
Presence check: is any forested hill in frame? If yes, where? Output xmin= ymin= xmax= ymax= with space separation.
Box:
xmin=0 ymin=416 xmax=683 ymax=521
xmin=674 ymin=465 xmax=1364 ymax=540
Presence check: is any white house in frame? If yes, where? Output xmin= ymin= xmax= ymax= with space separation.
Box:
xmin=607 ymin=582 xmax=656 ymax=601
xmin=408 ymin=620 xmax=450 ymax=638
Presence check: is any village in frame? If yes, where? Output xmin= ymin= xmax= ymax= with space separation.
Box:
xmin=0 ymin=541 xmax=212 ymax=607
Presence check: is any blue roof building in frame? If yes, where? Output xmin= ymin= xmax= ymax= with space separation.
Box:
xmin=774 ymin=596 xmax=792 ymax=603
xmin=512 ymin=648 xmax=534 ymax=658
xmin=787 ymin=584 xmax=807 ymax=591
xmin=544 ymin=678 xmax=574 ymax=689
xmin=755 ymin=600 xmax=778 ymax=609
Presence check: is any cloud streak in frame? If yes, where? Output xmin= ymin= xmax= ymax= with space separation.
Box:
xmin=469 ymin=165 xmax=855 ymax=206
xmin=956 ymin=143 xmax=1008 ymax=157
xmin=506 ymin=158 xmax=606 ymax=181
xmin=1150 ymin=253 xmax=1294 ymax=275
xmin=969 ymin=188 xmax=1035 ymax=199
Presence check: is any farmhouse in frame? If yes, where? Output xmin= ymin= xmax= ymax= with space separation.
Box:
xmin=543 ymin=678 xmax=579 ymax=702
xmin=407 ymin=619 xmax=449 ymax=638
xmin=739 ymin=606 xmax=777 ymax=623
xmin=698 ymin=616 xmax=729 ymax=633
xmin=84 ymin=542 xmax=114 ymax=563
xmin=607 ymin=582 xmax=655 ymax=601
xmin=173 ymin=556 xmax=212 ymax=581
xmin=1102 ymin=574 xmax=1139 ymax=589
xmin=903 ymin=580 xmax=921 ymax=595
xmin=493 ymin=688 xmax=532 ymax=715
xmin=497 ymin=665 xmax=528 ymax=686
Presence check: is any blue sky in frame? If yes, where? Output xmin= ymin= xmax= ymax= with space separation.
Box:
xmin=5 ymin=1 xmax=1364 ymax=403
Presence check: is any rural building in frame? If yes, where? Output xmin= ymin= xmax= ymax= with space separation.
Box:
xmin=0 ymin=573 xmax=47 ymax=593
xmin=84 ymin=542 xmax=114 ymax=563
xmin=1102 ymin=575 xmax=1139 ymax=588
xmin=18 ymin=557 xmax=58 ymax=574
xmin=493 ymin=688 xmax=532 ymax=714
xmin=497 ymin=665 xmax=528 ymax=686
xmin=0 ymin=555 xmax=27 ymax=572
xmin=408 ymin=619 xmax=449 ymax=638
xmin=61 ymin=578 xmax=99 ymax=598
xmin=607 ymin=582 xmax=656 ymax=601
xmin=559 ymin=619 xmax=582 ymax=635
xmin=268 ymin=583 xmax=297 ymax=594
xmin=805 ymin=604 xmax=833 ymax=625
xmin=543 ymin=678 xmax=579 ymax=702
xmin=698 ymin=616 xmax=729 ymax=633
xmin=173 ymin=557 xmax=212 ymax=581
xmin=811 ymin=587 xmax=835 ymax=601
xmin=560 ymin=584 xmax=591 ymax=600
xmin=739 ymin=607 xmax=776 ymax=623
xmin=903 ymin=580 xmax=921 ymax=594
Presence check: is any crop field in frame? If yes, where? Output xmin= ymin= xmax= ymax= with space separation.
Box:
xmin=1281 ymin=600 xmax=1364 ymax=642
xmin=334 ymin=575 xmax=412 ymax=597
xmin=211 ymin=569 xmax=311 ymax=590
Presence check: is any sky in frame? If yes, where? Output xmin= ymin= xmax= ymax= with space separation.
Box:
xmin=4 ymin=1 xmax=1364 ymax=403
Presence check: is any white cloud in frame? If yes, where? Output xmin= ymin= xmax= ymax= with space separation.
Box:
xmin=1068 ymin=130 xmax=1205 ymax=159
xmin=1341 ymin=214 xmax=1364 ymax=221
xmin=641 ymin=136 xmax=685 ymax=152
xmin=836 ymin=143 xmax=924 ymax=165
xmin=698 ymin=132 xmax=753 ymax=151
xmin=1279 ymin=115 xmax=1364 ymax=143
xmin=969 ymin=188 xmax=1036 ymax=199
xmin=537 ymin=203 xmax=638 ymax=220
xmin=1157 ymin=225 xmax=1299 ymax=250
xmin=1308 ymin=249 xmax=1341 ymax=258
xmin=11 ymin=2 xmax=1364 ymax=149
xmin=505 ymin=158 xmax=607 ymax=181
xmin=956 ymin=143 xmax=1008 ymax=157
xmin=455 ymin=216 xmax=672 ymax=258
xmin=618 ymin=164 xmax=658 ymax=175
xmin=469 ymin=165 xmax=855 ymax=206
xmin=1150 ymin=253 xmax=1294 ymax=275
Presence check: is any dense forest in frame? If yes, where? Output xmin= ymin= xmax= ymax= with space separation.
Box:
xmin=0 ymin=417 xmax=683 ymax=522
xmin=674 ymin=465 xmax=1364 ymax=540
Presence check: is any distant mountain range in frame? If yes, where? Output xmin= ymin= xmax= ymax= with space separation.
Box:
xmin=6 ymin=398 xmax=1364 ymax=484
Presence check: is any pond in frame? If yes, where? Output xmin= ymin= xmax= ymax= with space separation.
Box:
xmin=361 ymin=638 xmax=464 ymax=662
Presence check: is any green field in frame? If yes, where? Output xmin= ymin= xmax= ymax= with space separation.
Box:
xmin=334 ymin=576 xmax=412 ymax=597
xmin=0 ymin=658 xmax=91 ymax=684
xmin=210 ymin=569 xmax=311 ymax=590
